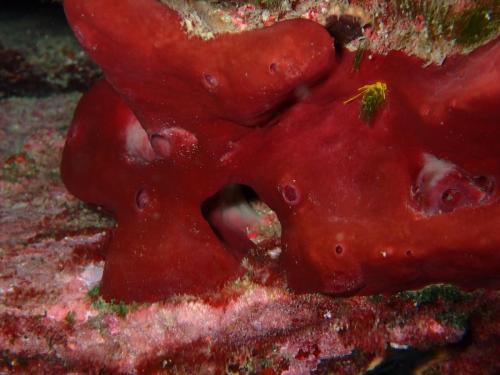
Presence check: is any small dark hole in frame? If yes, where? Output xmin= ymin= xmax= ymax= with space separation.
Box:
xmin=473 ymin=175 xmax=494 ymax=193
xmin=335 ymin=245 xmax=343 ymax=254
xmin=135 ymin=188 xmax=149 ymax=210
xmin=269 ymin=63 xmax=278 ymax=73
xmin=226 ymin=363 xmax=239 ymax=373
xmin=441 ymin=188 xmax=461 ymax=205
xmin=406 ymin=250 xmax=413 ymax=257
xmin=203 ymin=73 xmax=218 ymax=88
xmin=473 ymin=175 xmax=488 ymax=186
xmin=282 ymin=183 xmax=301 ymax=205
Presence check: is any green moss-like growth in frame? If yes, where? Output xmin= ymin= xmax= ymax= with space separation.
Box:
xmin=393 ymin=0 xmax=451 ymax=40
xmin=65 ymin=311 xmax=76 ymax=326
xmin=452 ymin=4 xmax=500 ymax=47
xmin=368 ymin=293 xmax=384 ymax=303
xmin=396 ymin=284 xmax=470 ymax=306
xmin=344 ymin=82 xmax=388 ymax=124
xmin=436 ymin=310 xmax=469 ymax=330
xmin=352 ymin=44 xmax=365 ymax=71
xmin=392 ymin=0 xmax=500 ymax=47
xmin=93 ymin=299 xmax=131 ymax=318
xmin=208 ymin=0 xmax=282 ymax=10
xmin=87 ymin=284 xmax=101 ymax=300
xmin=1 ymin=152 xmax=39 ymax=183
xmin=256 ymin=0 xmax=282 ymax=9
xmin=360 ymin=83 xmax=387 ymax=122
xmin=87 ymin=284 xmax=135 ymax=318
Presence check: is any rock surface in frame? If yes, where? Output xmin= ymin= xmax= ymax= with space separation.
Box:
xmin=0 ymin=1 xmax=100 ymax=98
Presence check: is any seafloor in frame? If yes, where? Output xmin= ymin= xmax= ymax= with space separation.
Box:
xmin=1 ymin=1 xmax=499 ymax=374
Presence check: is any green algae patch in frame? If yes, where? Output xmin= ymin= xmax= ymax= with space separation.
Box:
xmin=344 ymin=82 xmax=388 ymax=123
xmin=87 ymin=285 xmax=136 ymax=318
xmin=435 ymin=310 xmax=469 ymax=329
xmin=1 ymin=152 xmax=39 ymax=183
xmin=352 ymin=43 xmax=366 ymax=72
xmin=87 ymin=284 xmax=101 ymax=300
xmin=390 ymin=0 xmax=499 ymax=62
xmin=452 ymin=4 xmax=500 ymax=48
xmin=368 ymin=293 xmax=384 ymax=303
xmin=64 ymin=310 xmax=76 ymax=326
xmin=392 ymin=0 xmax=500 ymax=46
xmin=395 ymin=284 xmax=470 ymax=306
xmin=392 ymin=0 xmax=453 ymax=41
xmin=253 ymin=0 xmax=282 ymax=9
